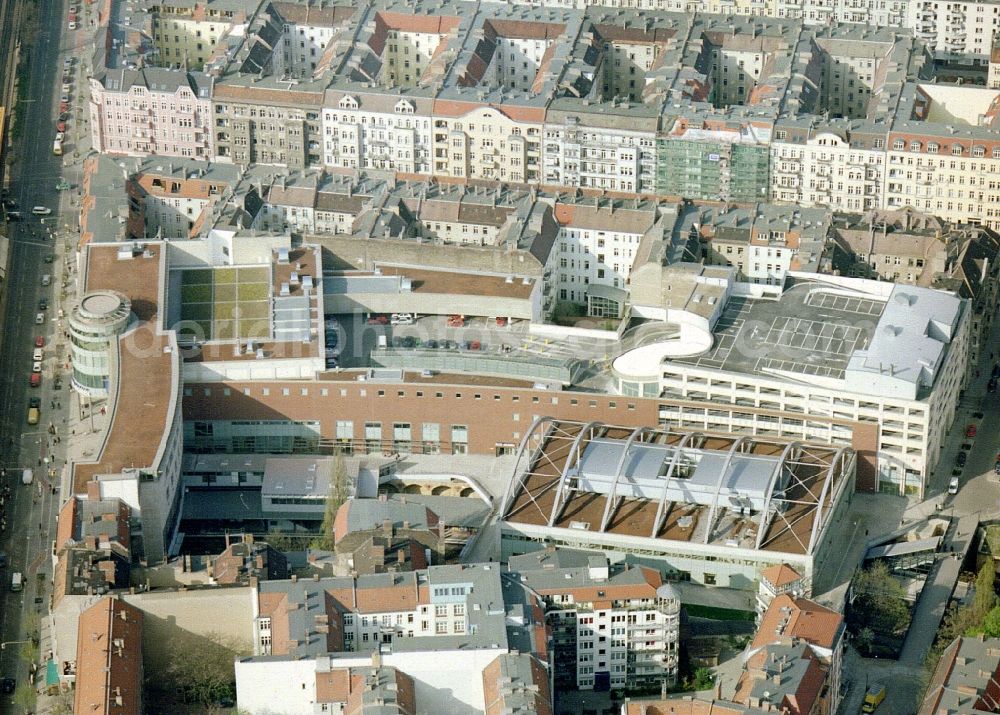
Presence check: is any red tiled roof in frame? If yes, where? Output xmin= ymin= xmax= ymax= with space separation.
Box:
xmin=761 ymin=563 xmax=803 ymax=590
xmin=753 ymin=594 xmax=843 ymax=651
xmin=74 ymin=597 xmax=143 ymax=715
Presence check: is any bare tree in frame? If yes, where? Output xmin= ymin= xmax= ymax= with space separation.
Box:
xmin=159 ymin=631 xmax=252 ymax=709
xmin=312 ymin=453 xmax=349 ymax=551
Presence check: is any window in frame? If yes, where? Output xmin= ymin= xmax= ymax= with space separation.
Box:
xmin=364 ymin=422 xmax=382 ymax=453
xmin=393 ymin=422 xmax=412 ymax=451
xmin=451 ymin=425 xmax=468 ymax=455
xmin=336 ymin=420 xmax=353 ymax=445
xmin=422 ymin=423 xmax=440 ymax=454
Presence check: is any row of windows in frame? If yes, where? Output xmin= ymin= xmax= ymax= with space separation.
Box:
xmin=185 ymin=385 xmax=637 ymax=410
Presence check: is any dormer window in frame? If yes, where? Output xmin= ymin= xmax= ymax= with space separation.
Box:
xmin=394 ymin=99 xmax=414 ymax=114
xmin=339 ymin=95 xmax=358 ymax=110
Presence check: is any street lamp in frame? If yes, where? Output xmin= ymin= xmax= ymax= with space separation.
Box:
xmin=0 ymin=641 xmax=29 ymax=650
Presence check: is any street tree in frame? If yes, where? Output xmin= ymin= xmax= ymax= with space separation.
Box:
xmin=312 ymin=453 xmax=350 ymax=551
xmin=12 ymin=682 xmax=35 ymax=712
xmin=850 ymin=561 xmax=910 ymax=634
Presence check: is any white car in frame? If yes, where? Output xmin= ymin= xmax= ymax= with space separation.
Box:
xmin=34 ymin=313 xmax=44 ymax=324
xmin=948 ymin=477 xmax=960 ymax=495
xmin=390 ymin=313 xmax=414 ymax=325
xmin=31 ymin=206 xmax=51 ymax=216
xmin=54 ymin=132 xmax=65 ymax=143
xmin=31 ymin=362 xmax=41 ymax=373
xmin=68 ymin=21 xmax=77 ymax=30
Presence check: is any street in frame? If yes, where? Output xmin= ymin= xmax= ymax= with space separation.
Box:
xmin=833 ymin=317 xmax=1000 ymax=715
xmin=0 ymin=0 xmax=90 ymax=709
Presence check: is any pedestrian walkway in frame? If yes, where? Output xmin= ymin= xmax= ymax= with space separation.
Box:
xmin=898 ymin=513 xmax=978 ymax=667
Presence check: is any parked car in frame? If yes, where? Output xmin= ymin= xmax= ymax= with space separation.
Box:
xmin=59 ymin=101 xmax=68 ymax=113
xmin=367 ymin=314 xmax=388 ymax=325
xmin=55 ymin=121 xmax=66 ymax=133
xmin=390 ymin=313 xmax=414 ymax=325
xmin=34 ymin=313 xmax=44 ymax=324
xmin=966 ymin=423 xmax=978 ymax=438
xmin=956 ymin=451 xmax=968 ymax=467
xmin=994 ymin=454 xmax=1000 ymax=475
xmin=994 ymin=363 xmax=1000 ymax=378
xmin=31 ymin=206 xmax=51 ymax=216
xmin=948 ymin=477 xmax=960 ymax=495
xmin=447 ymin=314 xmax=464 ymax=328
xmin=34 ymin=335 xmax=44 ymax=348
xmin=38 ymin=299 xmax=47 ymax=311
xmin=31 ymin=361 xmax=41 ymax=373
xmin=990 ymin=378 xmax=998 ymax=393
xmin=29 ymin=373 xmax=40 ymax=388
xmin=0 ymin=678 xmax=14 ymax=695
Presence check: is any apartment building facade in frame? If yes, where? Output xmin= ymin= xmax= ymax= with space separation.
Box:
xmin=884 ymin=84 xmax=1000 ymax=230
xmin=509 ymin=549 xmax=680 ymax=692
xmin=770 ymin=121 xmax=888 ymax=213
xmin=88 ymin=69 xmax=215 ymax=158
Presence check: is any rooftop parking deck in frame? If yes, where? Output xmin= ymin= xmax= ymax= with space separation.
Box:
xmin=674 ymin=281 xmax=883 ymax=381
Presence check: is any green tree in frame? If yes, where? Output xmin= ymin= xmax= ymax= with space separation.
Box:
xmin=693 ymin=667 xmax=714 ymax=690
xmin=975 ymin=558 xmax=997 ymax=617
xmin=19 ymin=638 xmax=38 ymax=666
xmin=312 ymin=453 xmax=349 ymax=550
xmin=23 ymin=610 xmax=39 ymax=641
xmin=12 ymin=682 xmax=35 ymax=712
xmin=851 ymin=561 xmax=910 ymax=633
xmin=983 ymin=606 xmax=1000 ymax=637
xmin=855 ymin=627 xmax=875 ymax=654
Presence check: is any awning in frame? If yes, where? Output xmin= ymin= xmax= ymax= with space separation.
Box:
xmin=45 ymin=658 xmax=58 ymax=687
